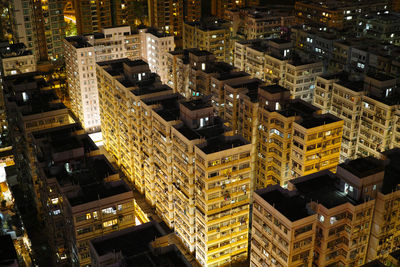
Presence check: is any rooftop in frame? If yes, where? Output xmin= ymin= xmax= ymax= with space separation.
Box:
xmin=181 ymin=98 xmax=212 ymax=111
xmin=91 ymin=221 xmax=164 ymax=256
xmin=360 ymin=260 xmax=386 ymax=267
xmin=256 ymin=186 xmax=311 ymax=222
xmin=297 ymin=113 xmax=341 ymax=129
xmin=47 ymin=156 xmax=116 ymax=188
xmin=197 ymin=135 xmax=248 ymax=154
xmin=292 ymin=171 xmax=358 ymax=209
xmin=65 ymin=36 xmax=92 ymax=49
xmin=175 ymin=119 xmax=225 ymax=141
xmin=68 ymin=180 xmax=129 ymax=207
xmin=339 ymin=157 xmax=385 ymax=178
xmin=0 ymin=43 xmax=33 ymax=58
xmin=276 ymin=99 xmax=319 ymax=118
xmin=260 ymin=84 xmax=289 ymax=94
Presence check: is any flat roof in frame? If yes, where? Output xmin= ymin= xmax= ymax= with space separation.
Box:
xmin=198 ymin=136 xmax=248 ymax=154
xmin=339 ymin=157 xmax=385 ymax=178
xmin=65 ymin=36 xmax=92 ymax=48
xmin=297 ymin=113 xmax=341 ymax=129
xmin=68 ymin=180 xmax=129 ymax=207
xmin=181 ymin=99 xmax=212 ymax=111
xmin=292 ymin=172 xmax=358 ymax=209
xmin=277 ymin=99 xmax=319 ymax=118
xmin=336 ymin=80 xmax=364 ymax=92
xmin=256 ymin=187 xmax=311 ymax=222
xmin=92 ymin=221 xmax=164 ymax=257
xmin=175 ymin=118 xmax=225 ymax=141
xmin=50 ymin=156 xmax=116 ymax=188
xmin=260 ymin=84 xmax=288 ymax=94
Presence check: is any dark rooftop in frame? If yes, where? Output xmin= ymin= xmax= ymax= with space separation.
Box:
xmin=176 ymin=119 xmax=226 ymax=141
xmin=339 ymin=157 xmax=385 ymax=178
xmin=0 ymin=235 xmax=18 ymax=265
xmin=276 ymin=99 xmax=319 ymax=118
xmin=181 ymin=98 xmax=212 ymax=111
xmin=297 ymin=113 xmax=341 ymax=129
xmin=198 ymin=136 xmax=248 ymax=154
xmin=256 ymin=186 xmax=311 ymax=222
xmin=124 ymin=59 xmax=148 ymax=67
xmin=336 ymin=80 xmax=365 ymax=92
xmin=218 ymin=71 xmax=249 ymax=81
xmin=292 ymin=172 xmax=358 ymax=209
xmin=260 ymin=84 xmax=289 ymax=94
xmin=0 ymin=42 xmax=32 ymax=58
xmin=65 ymin=36 xmax=92 ymax=49
xmin=92 ymin=221 xmax=164 ymax=257
xmin=48 ymin=156 xmax=116 ymax=188
xmin=68 ymin=180 xmax=129 ymax=206
xmin=367 ymin=72 xmax=396 ymax=82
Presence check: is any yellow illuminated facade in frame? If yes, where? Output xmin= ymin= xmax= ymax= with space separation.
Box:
xmin=97 ymin=58 xmax=252 ymax=266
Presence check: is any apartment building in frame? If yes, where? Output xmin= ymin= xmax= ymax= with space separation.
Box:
xmin=165 ymin=49 xmax=216 ymax=96
xmin=64 ymin=37 xmax=100 ymax=132
xmin=31 ymin=124 xmax=116 ymax=264
xmin=11 ymin=0 xmax=65 ymax=61
xmin=97 ymin=58 xmax=252 ymax=266
xmin=295 ymin=0 xmax=388 ymax=30
xmin=226 ymin=6 xmax=295 ymax=40
xmin=292 ymin=26 xmax=400 ymax=77
xmin=224 ymin=84 xmax=343 ymax=188
xmin=234 ymin=39 xmax=292 ymax=83
xmin=194 ymin=135 xmax=251 ymax=267
xmin=64 ymin=26 xmax=142 ymax=131
xmin=211 ymin=0 xmax=245 ymax=19
xmin=74 ymin=0 xmax=112 ymax=35
xmin=0 ymin=43 xmax=36 ymax=76
xmin=313 ymin=72 xmax=400 ymax=161
xmin=234 ymin=39 xmax=323 ymax=102
xmin=356 ymin=11 xmax=400 ymax=46
xmin=139 ymin=28 xmax=175 ymax=84
xmin=252 ymin=165 xmax=376 ymax=267
xmin=252 ymin=148 xmax=400 ymax=267
xmin=183 ymin=18 xmax=230 ymax=63
xmin=4 ymin=73 xmax=75 ymax=207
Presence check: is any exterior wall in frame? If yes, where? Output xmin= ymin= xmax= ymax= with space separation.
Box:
xmin=64 ymin=41 xmax=100 ymax=131
xmin=74 ymin=0 xmax=112 ymax=35
xmin=1 ymin=54 xmax=36 ymax=76
xmin=194 ymin=143 xmax=251 ymax=267
xmin=283 ymin=62 xmax=323 ymax=102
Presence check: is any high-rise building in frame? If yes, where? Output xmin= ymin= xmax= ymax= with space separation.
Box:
xmin=139 ymin=28 xmax=175 ymax=84
xmin=251 ymin=148 xmax=400 ymax=267
xmin=295 ymin=0 xmax=389 ymax=30
xmin=4 ymin=72 xmax=76 ymax=209
xmin=234 ymin=39 xmax=323 ymax=102
xmin=32 ymin=123 xmax=140 ymax=266
xmin=147 ymin=0 xmax=201 ymax=46
xmin=356 ymin=11 xmax=400 ymax=46
xmin=224 ymin=84 xmax=343 ymax=188
xmin=313 ymin=72 xmax=400 ymax=161
xmin=64 ymin=26 xmax=142 ymax=131
xmin=11 ymin=0 xmax=66 ymax=62
xmin=97 ymin=58 xmax=252 ymax=266
xmin=74 ymin=0 xmax=112 ymax=35
xmin=226 ymin=6 xmax=295 ymax=41
xmin=211 ymin=0 xmax=245 ymax=19
xmin=183 ymin=18 xmax=231 ymax=63
xmin=0 ymin=43 xmax=36 ymax=76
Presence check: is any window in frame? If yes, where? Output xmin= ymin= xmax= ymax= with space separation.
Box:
xmin=103 ymin=219 xmax=118 ymax=228
xmin=102 ymin=207 xmax=116 ymax=215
